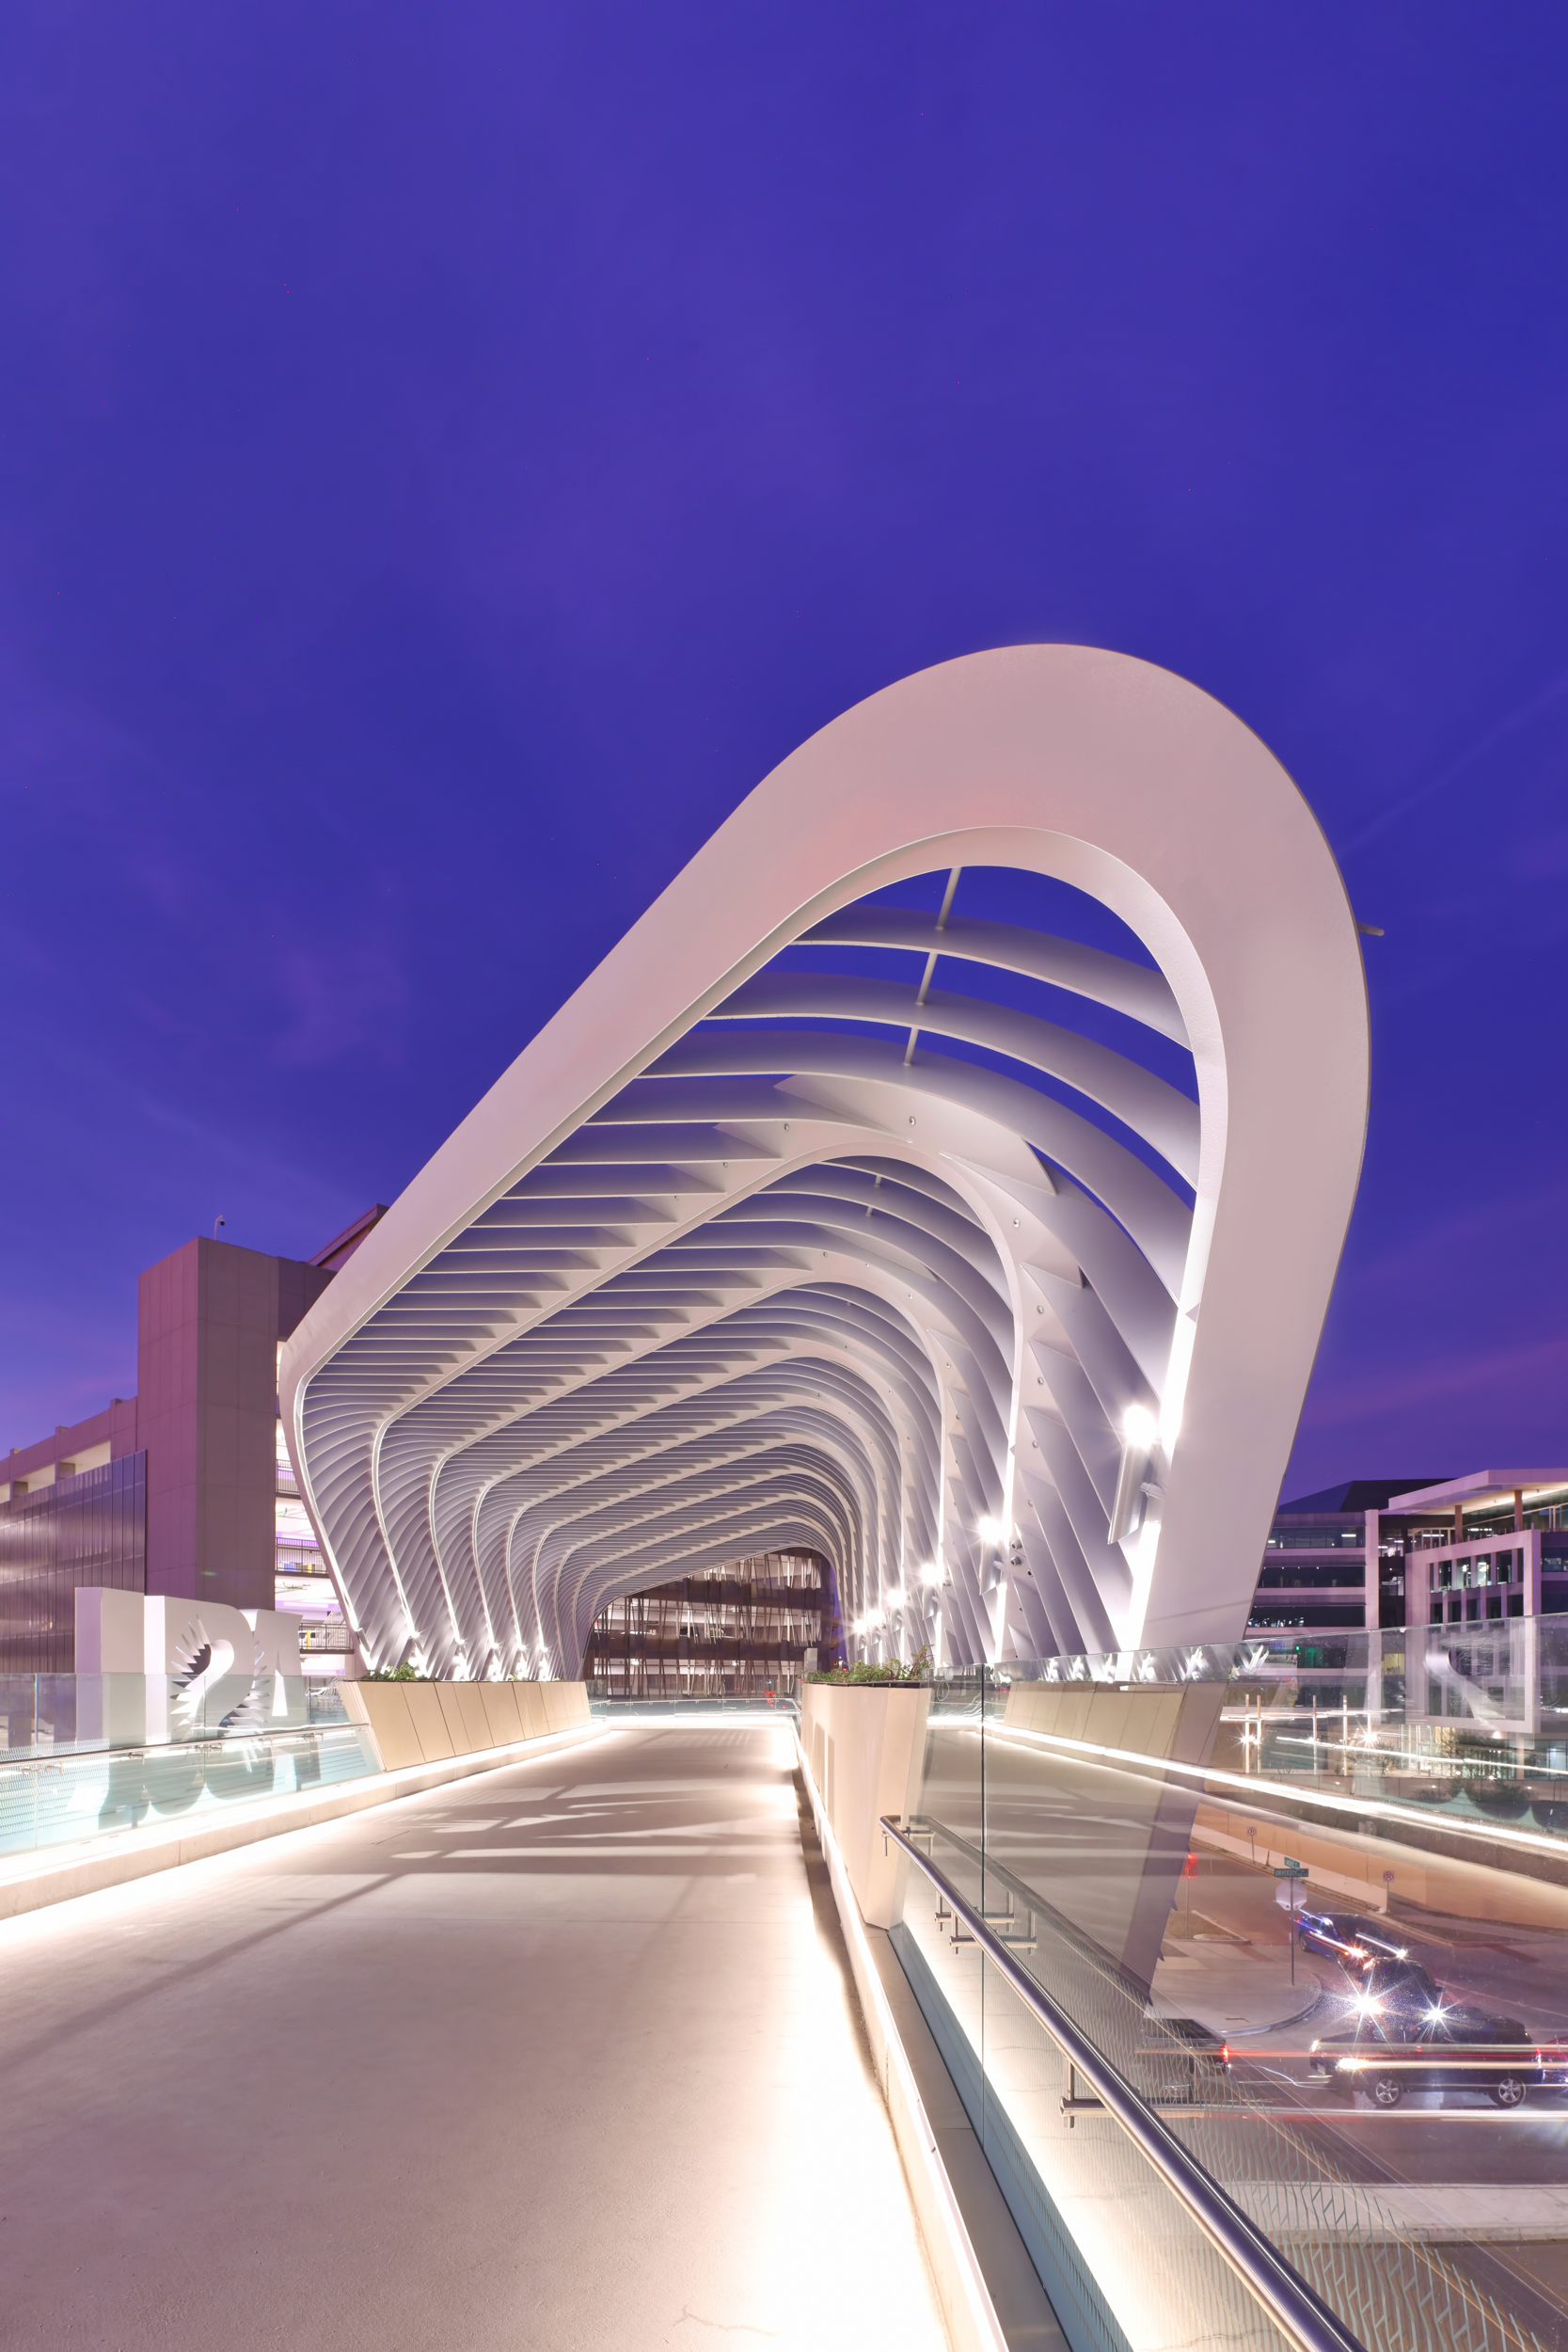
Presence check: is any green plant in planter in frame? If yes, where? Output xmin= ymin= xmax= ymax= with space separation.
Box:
xmin=365 ymin=1662 xmax=419 ymax=1681
xmin=807 ymin=1645 xmax=931 ymax=1687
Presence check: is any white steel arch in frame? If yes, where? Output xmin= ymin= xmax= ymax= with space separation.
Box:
xmin=279 ymin=646 xmax=1370 ymax=1678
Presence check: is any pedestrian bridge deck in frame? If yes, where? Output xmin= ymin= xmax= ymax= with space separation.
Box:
xmin=0 ymin=1718 xmax=949 ymax=2351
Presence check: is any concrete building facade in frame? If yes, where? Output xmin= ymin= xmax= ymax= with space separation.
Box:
xmin=1 ymin=1214 xmax=383 ymax=1672
xmin=1245 ymin=1471 xmax=1568 ymax=1638
xmin=133 ymin=1239 xmax=333 ymax=1612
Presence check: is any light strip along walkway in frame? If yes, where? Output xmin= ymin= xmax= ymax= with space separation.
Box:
xmin=0 ymin=1720 xmax=948 ymax=2352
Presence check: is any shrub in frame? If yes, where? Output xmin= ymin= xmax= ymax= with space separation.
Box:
xmin=807 ymin=1645 xmax=931 ymax=1686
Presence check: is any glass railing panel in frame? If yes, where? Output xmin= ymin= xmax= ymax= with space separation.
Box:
xmin=0 ymin=1754 xmax=36 ymax=1853
xmin=892 ymin=1836 xmax=1292 ymax=2352
xmin=0 ymin=1676 xmax=41 ymax=1759
xmin=893 ymin=1657 xmax=1560 ymax=2351
xmin=585 ymin=1686 xmax=800 ymax=1718
xmin=991 ymin=1621 xmax=1568 ymax=1847
xmin=0 ymin=1675 xmax=380 ymax=1863
xmin=923 ymin=1666 xmax=986 ymax=1855
xmin=305 ymin=1678 xmax=352 ymax=1730
xmin=35 ymin=1674 xmax=84 ymax=1752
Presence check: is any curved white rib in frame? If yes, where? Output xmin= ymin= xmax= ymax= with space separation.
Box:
xmin=279 ymin=646 xmax=1369 ymax=1679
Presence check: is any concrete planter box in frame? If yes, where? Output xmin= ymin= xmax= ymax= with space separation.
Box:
xmin=342 ymin=1679 xmax=590 ymax=1772
xmin=1002 ymin=1678 xmax=1225 ymax=1768
xmin=799 ymin=1681 xmax=931 ymax=1927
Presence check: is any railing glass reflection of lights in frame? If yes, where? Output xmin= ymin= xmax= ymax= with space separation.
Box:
xmin=991 ymin=1621 xmax=1568 ymax=1843
xmin=881 ymin=1665 xmax=1555 ymax=2352
xmin=884 ymin=1811 xmax=1365 ymax=2352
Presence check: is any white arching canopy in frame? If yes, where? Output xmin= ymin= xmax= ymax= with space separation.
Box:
xmin=279 ymin=647 xmax=1370 ymax=1680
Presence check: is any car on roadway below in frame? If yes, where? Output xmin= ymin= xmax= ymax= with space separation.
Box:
xmin=1293 ymin=1907 xmax=1410 ymax=1973
xmin=1309 ymin=1971 xmax=1544 ymax=2109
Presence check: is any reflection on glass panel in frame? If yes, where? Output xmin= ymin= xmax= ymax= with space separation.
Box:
xmin=0 ymin=1674 xmax=377 ymax=1862
xmin=885 ymin=1642 xmax=1568 ymax=2352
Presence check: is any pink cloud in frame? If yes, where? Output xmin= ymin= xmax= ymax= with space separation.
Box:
xmin=1300 ymin=1329 xmax=1568 ymax=1431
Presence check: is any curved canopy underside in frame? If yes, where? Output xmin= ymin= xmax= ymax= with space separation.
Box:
xmin=281 ymin=647 xmax=1369 ymax=1680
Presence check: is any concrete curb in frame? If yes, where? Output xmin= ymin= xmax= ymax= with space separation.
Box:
xmin=0 ymin=1721 xmax=612 ymax=1923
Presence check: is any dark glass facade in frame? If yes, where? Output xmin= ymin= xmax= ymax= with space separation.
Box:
xmin=584 ymin=1551 xmax=839 ymax=1697
xmin=0 ymin=1454 xmax=147 ymax=1673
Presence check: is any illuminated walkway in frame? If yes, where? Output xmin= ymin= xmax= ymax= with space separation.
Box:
xmin=0 ymin=1721 xmax=948 ymax=2351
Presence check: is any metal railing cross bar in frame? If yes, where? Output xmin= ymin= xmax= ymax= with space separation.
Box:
xmin=909 ymin=1808 xmax=1149 ymax=2009
xmin=879 ymin=1812 xmax=1364 ymax=2352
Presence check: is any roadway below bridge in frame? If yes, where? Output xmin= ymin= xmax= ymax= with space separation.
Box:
xmin=945 ymin=1724 xmax=1568 ymax=2347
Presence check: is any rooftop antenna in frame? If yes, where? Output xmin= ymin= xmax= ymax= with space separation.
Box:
xmin=213 ymin=1216 xmax=227 ymax=1239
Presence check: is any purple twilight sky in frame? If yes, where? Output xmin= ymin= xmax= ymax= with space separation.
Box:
xmin=2 ymin=6 xmax=1565 ymax=1499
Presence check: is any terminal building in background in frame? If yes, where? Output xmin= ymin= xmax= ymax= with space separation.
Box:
xmin=582 ymin=1552 xmax=841 ymax=1699
xmin=0 ymin=1209 xmax=385 ymax=1674
xmin=1250 ymin=1471 xmax=1568 ymax=1638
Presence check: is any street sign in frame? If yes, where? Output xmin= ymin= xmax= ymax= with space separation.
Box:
xmin=1274 ymin=1857 xmax=1308 ymax=1983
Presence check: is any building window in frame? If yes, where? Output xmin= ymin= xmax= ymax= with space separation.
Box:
xmin=0 ymin=1454 xmax=148 ymax=1674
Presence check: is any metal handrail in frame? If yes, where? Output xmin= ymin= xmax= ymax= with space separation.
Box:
xmin=907 ymin=1810 xmax=1150 ymax=2010
xmin=879 ymin=1813 xmax=1363 ymax=2352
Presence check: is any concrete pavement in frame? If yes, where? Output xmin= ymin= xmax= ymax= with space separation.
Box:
xmin=0 ymin=1720 xmax=949 ymax=2351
